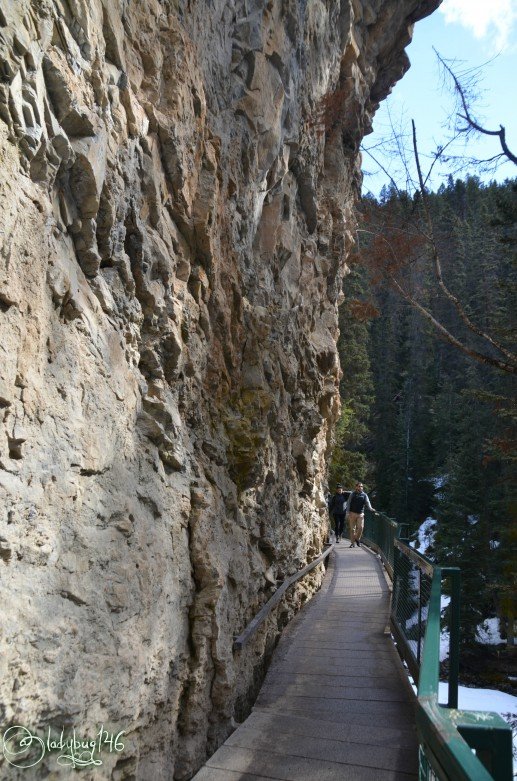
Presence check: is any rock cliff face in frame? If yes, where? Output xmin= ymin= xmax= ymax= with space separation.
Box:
xmin=0 ymin=0 xmax=437 ymax=777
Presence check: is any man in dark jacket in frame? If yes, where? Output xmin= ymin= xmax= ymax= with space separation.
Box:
xmin=329 ymin=485 xmax=350 ymax=543
xmin=346 ymin=482 xmax=377 ymax=547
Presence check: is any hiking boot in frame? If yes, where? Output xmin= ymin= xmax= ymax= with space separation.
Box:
xmin=349 ymin=543 xmax=354 ymax=548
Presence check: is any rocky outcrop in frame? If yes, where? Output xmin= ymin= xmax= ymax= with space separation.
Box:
xmin=0 ymin=0 xmax=438 ymax=778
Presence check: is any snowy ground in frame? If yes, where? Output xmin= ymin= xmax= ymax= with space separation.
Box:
xmin=408 ymin=515 xmax=506 ymax=659
xmin=403 ymin=675 xmax=517 ymax=770
xmin=438 ymin=681 xmax=517 ymax=713
xmin=407 ymin=516 xmax=516 ymax=767
xmin=476 ymin=617 xmax=505 ymax=644
xmin=438 ymin=683 xmax=517 ymax=771
xmin=440 ymin=595 xmax=451 ymax=661
xmin=410 ymin=517 xmax=437 ymax=555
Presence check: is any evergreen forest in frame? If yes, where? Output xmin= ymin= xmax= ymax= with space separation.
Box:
xmin=332 ymin=176 xmax=516 ymax=687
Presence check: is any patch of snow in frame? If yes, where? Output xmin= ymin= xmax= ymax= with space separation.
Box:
xmin=436 ymin=683 xmax=516 ymax=723
xmin=438 ymin=684 xmax=517 ymax=773
xmin=406 ymin=604 xmax=429 ymax=630
xmin=408 ymin=568 xmax=419 ymax=592
xmin=440 ymin=630 xmax=450 ymax=661
xmin=410 ymin=517 xmax=437 ymax=554
xmin=430 ymin=475 xmax=448 ymax=489
xmin=489 ymin=539 xmax=501 ymax=550
xmin=407 ymin=638 xmax=418 ymax=660
xmin=409 ymin=677 xmax=516 ymax=753
xmin=476 ymin=617 xmax=504 ymax=645
xmin=467 ymin=515 xmax=479 ymax=525
xmin=439 ymin=596 xmax=452 ymax=661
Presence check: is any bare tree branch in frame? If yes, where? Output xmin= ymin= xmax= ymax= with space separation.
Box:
xmin=358 ymin=54 xmax=517 ymax=374
xmin=387 ymin=103 xmax=418 ymax=193
xmin=411 ymin=120 xmax=517 ymax=367
xmin=436 ymin=52 xmax=517 ymax=167
xmin=361 ymin=148 xmax=403 ymax=199
xmin=357 ymin=220 xmax=517 ymax=375
xmin=423 ymin=136 xmax=457 ymax=188
xmin=389 ymin=276 xmax=517 ymax=374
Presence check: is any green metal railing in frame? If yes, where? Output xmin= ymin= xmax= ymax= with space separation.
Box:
xmin=391 ymin=538 xmax=456 ymax=696
xmin=362 ymin=510 xmax=398 ymax=577
xmin=362 ymin=511 xmax=513 ymax=781
xmin=415 ymin=564 xmax=512 ymax=781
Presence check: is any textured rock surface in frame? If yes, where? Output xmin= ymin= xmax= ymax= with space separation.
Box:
xmin=0 ymin=0 xmax=437 ymax=778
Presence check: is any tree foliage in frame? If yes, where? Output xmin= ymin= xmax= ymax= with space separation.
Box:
xmin=350 ymin=176 xmax=516 ymax=649
xmin=329 ymin=259 xmax=374 ymax=493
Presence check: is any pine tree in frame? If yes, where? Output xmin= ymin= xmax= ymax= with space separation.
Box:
xmin=329 ymin=258 xmax=374 ymax=492
xmin=361 ymin=176 xmax=517 ymax=654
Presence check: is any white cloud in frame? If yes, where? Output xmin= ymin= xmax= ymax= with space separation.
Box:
xmin=439 ymin=0 xmax=517 ymax=52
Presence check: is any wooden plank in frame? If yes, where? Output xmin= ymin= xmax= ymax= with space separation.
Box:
xmin=194 ymin=544 xmax=419 ymax=780
xmin=242 ymin=710 xmax=418 ymax=748
xmin=224 ymin=725 xmax=418 ymax=773
xmin=202 ymin=745 xmax=414 ymax=781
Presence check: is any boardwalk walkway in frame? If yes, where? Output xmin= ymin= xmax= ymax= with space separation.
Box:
xmin=193 ymin=541 xmax=419 ymax=781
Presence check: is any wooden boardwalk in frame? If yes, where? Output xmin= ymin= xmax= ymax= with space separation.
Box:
xmin=193 ymin=541 xmax=419 ymax=781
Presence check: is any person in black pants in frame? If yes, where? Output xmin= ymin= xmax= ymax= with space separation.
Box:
xmin=329 ymin=485 xmax=350 ymax=542
xmin=346 ymin=481 xmax=377 ymax=547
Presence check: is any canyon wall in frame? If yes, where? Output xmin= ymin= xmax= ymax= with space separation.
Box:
xmin=0 ymin=0 xmax=437 ymax=777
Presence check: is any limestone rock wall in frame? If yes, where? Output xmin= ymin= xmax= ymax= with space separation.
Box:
xmin=0 ymin=0 xmax=437 ymax=778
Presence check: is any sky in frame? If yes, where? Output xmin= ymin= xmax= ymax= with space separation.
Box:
xmin=362 ymin=0 xmax=517 ymax=196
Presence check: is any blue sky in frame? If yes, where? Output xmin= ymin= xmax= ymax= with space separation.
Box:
xmin=362 ymin=0 xmax=517 ymax=196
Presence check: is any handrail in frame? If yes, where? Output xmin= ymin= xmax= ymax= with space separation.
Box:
xmin=233 ymin=545 xmax=333 ymax=651
xmin=394 ymin=537 xmax=434 ymax=577
xmin=363 ymin=510 xmax=399 ymax=576
xmin=416 ymin=568 xmax=513 ymax=781
xmin=363 ymin=513 xmax=513 ymax=780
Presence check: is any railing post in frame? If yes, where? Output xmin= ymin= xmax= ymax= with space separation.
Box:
xmin=446 ymin=567 xmax=461 ymax=709
xmin=395 ymin=528 xmax=410 ymax=558
xmin=386 ymin=537 xmax=512 ymax=779
xmin=392 ymin=529 xmax=409 ymax=639
xmin=417 ymin=568 xmax=423 ymax=666
xmin=398 ymin=523 xmax=409 ymax=540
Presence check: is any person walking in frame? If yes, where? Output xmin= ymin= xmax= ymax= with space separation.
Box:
xmin=346 ymin=482 xmax=377 ymax=547
xmin=329 ymin=484 xmax=350 ymax=542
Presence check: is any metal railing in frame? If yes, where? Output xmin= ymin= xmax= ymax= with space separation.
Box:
xmin=416 ymin=565 xmax=512 ymax=781
xmin=363 ymin=510 xmax=399 ymax=576
xmin=391 ymin=538 xmax=460 ymax=702
xmin=362 ymin=512 xmax=513 ymax=781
